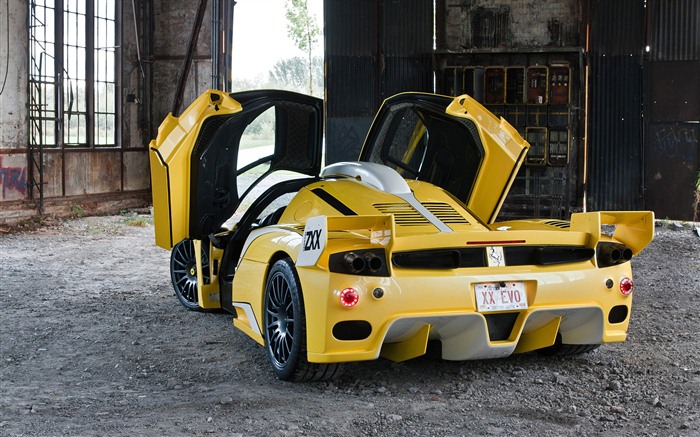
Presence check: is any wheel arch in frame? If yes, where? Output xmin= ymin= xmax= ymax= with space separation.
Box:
xmin=261 ymin=253 xmax=342 ymax=381
xmin=260 ymin=250 xmax=302 ymax=313
xmin=230 ymin=229 xmax=303 ymax=343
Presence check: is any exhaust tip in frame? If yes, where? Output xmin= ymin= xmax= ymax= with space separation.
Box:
xmin=344 ymin=252 xmax=366 ymax=274
xmin=364 ymin=252 xmax=383 ymax=272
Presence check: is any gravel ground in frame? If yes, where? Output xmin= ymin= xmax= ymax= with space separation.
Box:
xmin=1 ymin=214 xmax=699 ymax=436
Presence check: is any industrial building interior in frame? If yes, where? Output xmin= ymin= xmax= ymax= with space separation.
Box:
xmin=0 ymin=0 xmax=698 ymax=224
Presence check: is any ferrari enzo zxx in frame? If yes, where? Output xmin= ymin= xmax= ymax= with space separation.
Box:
xmin=149 ymin=89 xmax=654 ymax=381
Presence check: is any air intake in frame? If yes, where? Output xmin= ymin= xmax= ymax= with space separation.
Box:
xmin=541 ymin=220 xmax=571 ymax=229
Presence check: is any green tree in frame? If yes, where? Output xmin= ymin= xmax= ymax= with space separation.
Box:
xmin=285 ymin=0 xmax=320 ymax=95
xmin=269 ymin=57 xmax=307 ymax=91
xmin=269 ymin=56 xmax=323 ymax=95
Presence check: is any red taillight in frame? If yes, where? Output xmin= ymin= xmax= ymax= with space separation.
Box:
xmin=619 ymin=277 xmax=633 ymax=295
xmin=339 ymin=288 xmax=360 ymax=308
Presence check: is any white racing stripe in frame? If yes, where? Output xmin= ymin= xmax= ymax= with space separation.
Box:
xmin=396 ymin=192 xmax=454 ymax=233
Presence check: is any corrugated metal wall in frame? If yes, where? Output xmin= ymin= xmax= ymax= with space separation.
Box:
xmin=588 ymin=0 xmax=699 ymax=218
xmin=325 ymin=0 xmax=433 ymax=164
xmin=644 ymin=0 xmax=700 ymax=219
xmin=380 ymin=0 xmax=433 ymax=97
xmin=586 ymin=0 xmax=645 ymax=211
xmin=649 ymin=0 xmax=700 ymax=61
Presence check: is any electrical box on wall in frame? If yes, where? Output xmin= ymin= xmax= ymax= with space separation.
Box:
xmin=525 ymin=127 xmax=547 ymax=166
xmin=434 ymin=49 xmax=583 ymax=219
xmin=484 ymin=67 xmax=505 ymax=104
xmin=550 ymin=64 xmax=571 ymax=105
xmin=548 ymin=128 xmax=570 ymax=166
xmin=526 ymin=66 xmax=548 ymax=105
xmin=505 ymin=67 xmax=525 ymax=104
xmin=443 ymin=67 xmax=485 ymax=100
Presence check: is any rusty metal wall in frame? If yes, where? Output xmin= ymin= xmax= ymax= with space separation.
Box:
xmin=325 ymin=0 xmax=433 ymax=164
xmin=586 ymin=0 xmax=645 ymax=212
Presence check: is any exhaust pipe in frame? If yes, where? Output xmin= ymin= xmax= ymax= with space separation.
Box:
xmin=343 ymin=252 xmax=366 ymax=274
xmin=364 ymin=252 xmax=383 ymax=272
xmin=620 ymin=246 xmax=633 ymax=262
xmin=597 ymin=243 xmax=632 ymax=267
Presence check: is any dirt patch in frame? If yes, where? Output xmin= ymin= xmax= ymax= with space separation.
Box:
xmin=1 ymin=215 xmax=699 ymax=436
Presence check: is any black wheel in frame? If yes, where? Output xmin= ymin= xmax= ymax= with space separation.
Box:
xmin=170 ymin=239 xmax=210 ymax=310
xmin=538 ymin=333 xmax=600 ymax=356
xmin=263 ymin=258 xmax=342 ymax=382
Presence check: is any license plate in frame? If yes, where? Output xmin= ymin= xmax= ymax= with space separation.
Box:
xmin=475 ymin=282 xmax=528 ymax=312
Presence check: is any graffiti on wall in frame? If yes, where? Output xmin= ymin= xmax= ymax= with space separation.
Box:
xmin=652 ymin=125 xmax=699 ymax=162
xmin=0 ymin=156 xmax=28 ymax=199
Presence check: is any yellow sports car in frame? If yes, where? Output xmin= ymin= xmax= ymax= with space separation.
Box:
xmin=149 ymin=89 xmax=654 ymax=381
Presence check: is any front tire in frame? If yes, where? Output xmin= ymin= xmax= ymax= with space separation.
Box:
xmin=263 ymin=258 xmax=341 ymax=382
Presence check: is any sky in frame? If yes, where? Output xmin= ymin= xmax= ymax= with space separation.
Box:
xmin=231 ymin=0 xmax=324 ymax=81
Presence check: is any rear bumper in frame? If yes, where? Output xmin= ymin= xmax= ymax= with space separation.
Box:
xmin=300 ymin=262 xmax=634 ymax=363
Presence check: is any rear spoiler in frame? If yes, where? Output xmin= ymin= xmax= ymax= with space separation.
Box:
xmin=570 ymin=211 xmax=655 ymax=255
xmin=296 ymin=215 xmax=395 ymax=267
xmin=296 ymin=211 xmax=654 ymax=268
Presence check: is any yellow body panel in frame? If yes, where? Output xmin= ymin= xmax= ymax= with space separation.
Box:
xmin=219 ymin=174 xmax=654 ymax=364
xmin=194 ymin=240 xmax=222 ymax=310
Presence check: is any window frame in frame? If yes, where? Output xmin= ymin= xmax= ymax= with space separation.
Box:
xmin=29 ymin=0 xmax=121 ymax=149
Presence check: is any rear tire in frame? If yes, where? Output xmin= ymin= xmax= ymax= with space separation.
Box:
xmin=263 ymin=258 xmax=342 ymax=382
xmin=538 ymin=333 xmax=600 ymax=356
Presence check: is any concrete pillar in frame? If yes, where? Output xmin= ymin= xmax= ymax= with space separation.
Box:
xmin=0 ymin=0 xmax=29 ymax=203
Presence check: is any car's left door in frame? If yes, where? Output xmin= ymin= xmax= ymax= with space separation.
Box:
xmin=149 ymin=89 xmax=323 ymax=249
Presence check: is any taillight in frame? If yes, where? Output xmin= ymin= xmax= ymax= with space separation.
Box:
xmin=619 ymin=277 xmax=633 ymax=295
xmin=339 ymin=287 xmax=360 ymax=307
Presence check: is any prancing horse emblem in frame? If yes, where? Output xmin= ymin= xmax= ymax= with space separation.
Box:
xmin=487 ymin=246 xmax=505 ymax=267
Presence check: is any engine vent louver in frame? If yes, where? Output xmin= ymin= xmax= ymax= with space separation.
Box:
xmin=373 ymin=203 xmax=430 ymax=226
xmin=373 ymin=202 xmax=468 ymax=226
xmin=422 ymin=202 xmax=469 ymax=224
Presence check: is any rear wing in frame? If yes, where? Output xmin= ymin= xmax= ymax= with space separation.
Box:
xmin=296 ymin=215 xmax=395 ymax=267
xmin=295 ymin=211 xmax=654 ymax=269
xmin=570 ymin=211 xmax=655 ymax=255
